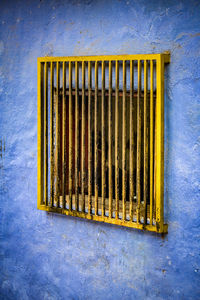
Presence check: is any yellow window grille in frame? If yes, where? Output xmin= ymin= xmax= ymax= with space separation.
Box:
xmin=37 ymin=53 xmax=170 ymax=233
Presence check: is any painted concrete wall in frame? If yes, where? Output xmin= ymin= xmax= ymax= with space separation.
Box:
xmin=0 ymin=0 xmax=200 ymax=299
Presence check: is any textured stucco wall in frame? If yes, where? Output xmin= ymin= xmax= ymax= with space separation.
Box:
xmin=0 ymin=0 xmax=200 ymax=299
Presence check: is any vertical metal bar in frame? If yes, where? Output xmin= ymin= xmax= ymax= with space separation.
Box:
xmin=143 ymin=60 xmax=148 ymax=224
xmin=50 ymin=62 xmax=54 ymax=207
xmin=69 ymin=61 xmax=73 ymax=210
xmin=122 ymin=60 xmax=126 ymax=220
xmin=155 ymin=55 xmax=164 ymax=232
xmin=37 ymin=61 xmax=44 ymax=207
xmin=88 ymin=61 xmax=92 ymax=215
xmin=94 ymin=61 xmax=98 ymax=216
xmin=44 ymin=62 xmax=48 ymax=206
xmin=62 ymin=61 xmax=66 ymax=209
xmin=101 ymin=61 xmax=106 ymax=216
xmin=81 ymin=61 xmax=86 ymax=212
xmin=56 ymin=62 xmax=61 ymax=208
xmin=115 ymin=60 xmax=119 ymax=219
xmin=75 ymin=61 xmax=79 ymax=211
xmin=154 ymin=61 xmax=157 ymax=219
xmin=108 ymin=61 xmax=113 ymax=218
xmin=129 ymin=60 xmax=134 ymax=220
xmin=150 ymin=60 xmax=154 ymax=225
xmin=136 ymin=60 xmax=141 ymax=224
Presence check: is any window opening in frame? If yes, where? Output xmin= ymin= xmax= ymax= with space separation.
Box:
xmin=38 ymin=54 xmax=170 ymax=233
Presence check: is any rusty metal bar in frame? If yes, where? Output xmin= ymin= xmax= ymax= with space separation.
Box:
xmin=44 ymin=62 xmax=48 ymax=206
xmin=115 ymin=60 xmax=119 ymax=219
xmin=108 ymin=61 xmax=113 ymax=218
xmin=69 ymin=61 xmax=73 ymax=210
xmin=143 ymin=60 xmax=148 ymax=224
xmin=129 ymin=60 xmax=134 ymax=220
xmin=75 ymin=61 xmax=79 ymax=211
xmin=56 ymin=62 xmax=61 ymax=208
xmin=150 ymin=60 xmax=154 ymax=225
xmin=94 ymin=61 xmax=98 ymax=216
xmin=62 ymin=61 xmax=66 ymax=209
xmin=136 ymin=60 xmax=141 ymax=224
xmin=122 ymin=60 xmax=126 ymax=220
xmin=81 ymin=61 xmax=86 ymax=212
xmin=50 ymin=62 xmax=54 ymax=207
xmin=88 ymin=61 xmax=92 ymax=215
xmin=101 ymin=61 xmax=106 ymax=216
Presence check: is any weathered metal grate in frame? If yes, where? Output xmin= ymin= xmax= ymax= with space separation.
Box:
xmin=38 ymin=54 xmax=170 ymax=233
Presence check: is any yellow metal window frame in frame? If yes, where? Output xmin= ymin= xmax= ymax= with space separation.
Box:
xmin=37 ymin=53 xmax=170 ymax=233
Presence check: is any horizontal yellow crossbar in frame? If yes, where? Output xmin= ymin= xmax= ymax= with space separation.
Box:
xmin=38 ymin=204 xmax=168 ymax=233
xmin=38 ymin=53 xmax=170 ymax=63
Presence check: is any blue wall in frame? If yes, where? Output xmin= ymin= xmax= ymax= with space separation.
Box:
xmin=0 ymin=1 xmax=200 ymax=299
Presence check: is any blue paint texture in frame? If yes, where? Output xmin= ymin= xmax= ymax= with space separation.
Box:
xmin=0 ymin=0 xmax=200 ymax=299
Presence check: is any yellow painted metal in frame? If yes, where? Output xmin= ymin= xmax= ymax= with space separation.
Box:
xmin=155 ymin=54 xmax=167 ymax=233
xmin=38 ymin=53 xmax=168 ymax=63
xmin=38 ymin=204 xmax=168 ymax=233
xmin=143 ymin=60 xmax=148 ymax=224
xmin=81 ymin=61 xmax=86 ymax=212
xmin=115 ymin=60 xmax=119 ymax=220
xmin=88 ymin=61 xmax=92 ymax=216
xmin=108 ymin=61 xmax=113 ymax=218
xmin=154 ymin=60 xmax=157 ymax=220
xmin=94 ymin=61 xmax=98 ymax=216
xmin=75 ymin=61 xmax=79 ymax=210
xmin=136 ymin=60 xmax=141 ymax=224
xmin=122 ymin=60 xmax=126 ymax=221
xmin=129 ymin=60 xmax=134 ymax=221
xmin=44 ymin=62 xmax=48 ymax=206
xmin=62 ymin=61 xmax=66 ymax=209
xmin=150 ymin=60 xmax=154 ymax=225
xmin=68 ymin=61 xmax=73 ymax=210
xmin=37 ymin=53 xmax=170 ymax=233
xmin=101 ymin=61 xmax=106 ymax=217
xmin=37 ymin=61 xmax=44 ymax=208
xmin=56 ymin=62 xmax=61 ymax=208
xmin=50 ymin=62 xmax=54 ymax=207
